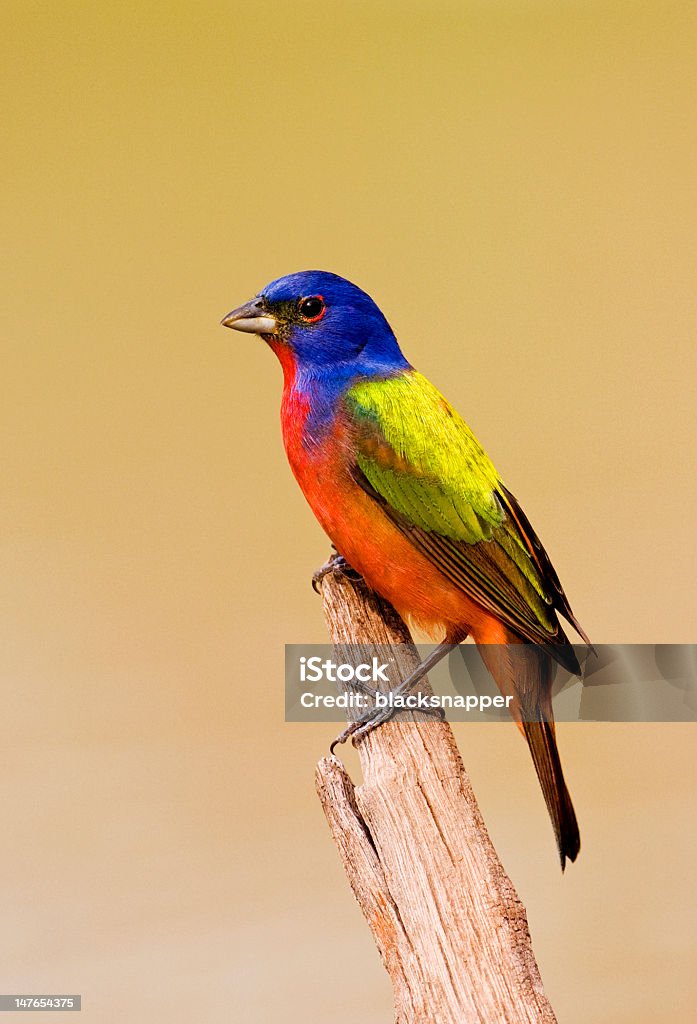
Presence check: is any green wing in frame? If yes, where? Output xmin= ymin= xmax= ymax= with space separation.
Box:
xmin=345 ymin=371 xmax=588 ymax=658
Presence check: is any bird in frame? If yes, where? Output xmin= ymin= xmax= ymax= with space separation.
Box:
xmin=222 ymin=270 xmax=590 ymax=868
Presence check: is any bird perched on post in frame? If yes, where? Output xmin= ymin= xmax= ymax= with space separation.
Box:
xmin=222 ymin=270 xmax=590 ymax=868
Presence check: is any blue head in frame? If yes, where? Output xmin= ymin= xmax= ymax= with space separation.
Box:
xmin=221 ymin=271 xmax=410 ymax=379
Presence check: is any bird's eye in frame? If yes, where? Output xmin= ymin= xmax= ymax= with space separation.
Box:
xmin=298 ymin=295 xmax=325 ymax=322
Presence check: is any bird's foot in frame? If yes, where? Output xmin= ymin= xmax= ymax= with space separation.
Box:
xmin=329 ymin=640 xmax=454 ymax=754
xmin=312 ymin=552 xmax=363 ymax=594
xmin=329 ymin=699 xmax=444 ymax=754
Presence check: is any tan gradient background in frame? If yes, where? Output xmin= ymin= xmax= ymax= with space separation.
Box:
xmin=1 ymin=2 xmax=696 ymax=1021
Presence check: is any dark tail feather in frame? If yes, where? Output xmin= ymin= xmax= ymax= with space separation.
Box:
xmin=522 ymin=717 xmax=580 ymax=870
xmin=476 ymin=639 xmax=581 ymax=868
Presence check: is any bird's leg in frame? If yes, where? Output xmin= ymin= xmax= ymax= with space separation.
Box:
xmin=330 ymin=640 xmax=454 ymax=754
xmin=348 ymin=679 xmax=381 ymax=701
xmin=312 ymin=549 xmax=363 ymax=594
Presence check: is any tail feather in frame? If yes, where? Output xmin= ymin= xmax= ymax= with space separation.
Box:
xmin=476 ymin=637 xmax=581 ymax=868
xmin=522 ymin=717 xmax=580 ymax=870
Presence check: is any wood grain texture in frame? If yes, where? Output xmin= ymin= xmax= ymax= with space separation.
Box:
xmin=314 ymin=566 xmax=558 ymax=1024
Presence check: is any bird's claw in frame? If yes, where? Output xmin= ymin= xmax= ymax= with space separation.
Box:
xmin=329 ymin=700 xmax=445 ymax=754
xmin=329 ymin=635 xmax=452 ymax=754
xmin=312 ymin=553 xmax=363 ymax=594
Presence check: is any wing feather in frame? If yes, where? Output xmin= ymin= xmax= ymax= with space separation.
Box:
xmin=345 ymin=372 xmax=587 ymax=671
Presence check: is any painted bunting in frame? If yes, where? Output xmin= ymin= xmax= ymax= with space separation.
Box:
xmin=222 ymin=271 xmax=590 ymax=867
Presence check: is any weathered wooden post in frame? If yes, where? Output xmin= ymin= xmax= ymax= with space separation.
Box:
xmin=314 ymin=568 xmax=557 ymax=1024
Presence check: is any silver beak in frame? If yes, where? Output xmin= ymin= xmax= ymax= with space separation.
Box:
xmin=221 ymin=297 xmax=278 ymax=335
